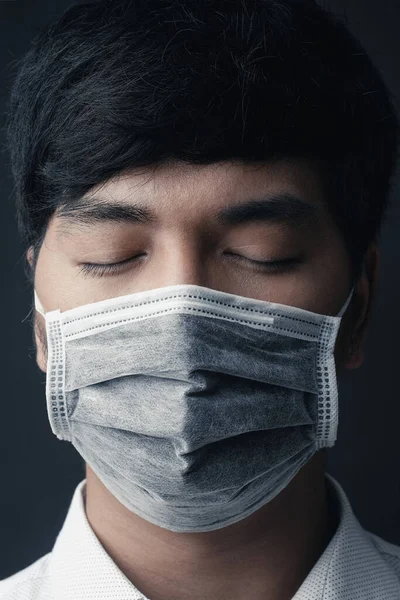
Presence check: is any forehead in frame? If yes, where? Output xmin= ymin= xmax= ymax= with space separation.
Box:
xmin=87 ymin=159 xmax=323 ymax=206
xmin=52 ymin=159 xmax=326 ymax=235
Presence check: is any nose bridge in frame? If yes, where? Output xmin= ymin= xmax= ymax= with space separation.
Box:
xmin=156 ymin=234 xmax=210 ymax=288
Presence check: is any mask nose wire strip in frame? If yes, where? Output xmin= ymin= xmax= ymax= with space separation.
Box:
xmin=93 ymin=303 xmax=275 ymax=326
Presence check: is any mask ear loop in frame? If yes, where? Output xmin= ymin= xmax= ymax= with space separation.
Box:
xmin=337 ymin=286 xmax=355 ymax=318
xmin=34 ymin=290 xmax=45 ymax=318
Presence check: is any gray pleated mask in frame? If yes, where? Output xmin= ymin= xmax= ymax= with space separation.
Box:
xmin=34 ymin=283 xmax=353 ymax=533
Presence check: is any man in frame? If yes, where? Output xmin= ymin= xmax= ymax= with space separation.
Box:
xmin=2 ymin=0 xmax=399 ymax=599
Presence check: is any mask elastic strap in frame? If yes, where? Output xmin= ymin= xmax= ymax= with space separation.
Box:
xmin=34 ymin=289 xmax=45 ymax=317
xmin=337 ymin=286 xmax=355 ymax=318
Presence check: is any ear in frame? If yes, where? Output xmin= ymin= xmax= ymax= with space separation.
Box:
xmin=343 ymin=244 xmax=379 ymax=370
xmin=27 ymin=246 xmax=34 ymax=268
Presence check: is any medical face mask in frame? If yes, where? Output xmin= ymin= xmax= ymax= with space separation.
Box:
xmin=34 ymin=283 xmax=353 ymax=533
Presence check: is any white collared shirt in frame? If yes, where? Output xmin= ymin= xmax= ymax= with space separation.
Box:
xmin=2 ymin=474 xmax=400 ymax=599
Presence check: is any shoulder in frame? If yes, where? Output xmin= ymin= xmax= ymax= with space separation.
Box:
xmin=369 ymin=530 xmax=400 ymax=580
xmin=0 ymin=554 xmax=51 ymax=600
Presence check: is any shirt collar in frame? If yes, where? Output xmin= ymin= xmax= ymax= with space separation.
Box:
xmin=294 ymin=474 xmax=400 ymax=600
xmin=48 ymin=479 xmax=142 ymax=600
xmin=47 ymin=474 xmax=399 ymax=600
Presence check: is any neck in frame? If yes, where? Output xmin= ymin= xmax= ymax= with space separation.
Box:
xmin=85 ymin=452 xmax=338 ymax=600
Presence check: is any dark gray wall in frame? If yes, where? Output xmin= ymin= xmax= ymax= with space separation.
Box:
xmin=1 ymin=0 xmax=399 ymax=579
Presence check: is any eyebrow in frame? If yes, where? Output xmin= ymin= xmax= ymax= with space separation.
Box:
xmin=55 ymin=193 xmax=319 ymax=234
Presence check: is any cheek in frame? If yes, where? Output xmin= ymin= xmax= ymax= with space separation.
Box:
xmin=310 ymin=230 xmax=353 ymax=315
xmin=34 ymin=233 xmax=86 ymax=313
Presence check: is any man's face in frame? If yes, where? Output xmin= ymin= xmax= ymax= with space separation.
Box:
xmin=31 ymin=159 xmax=366 ymax=373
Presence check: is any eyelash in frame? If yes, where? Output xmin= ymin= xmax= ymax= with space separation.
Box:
xmin=78 ymin=254 xmax=300 ymax=278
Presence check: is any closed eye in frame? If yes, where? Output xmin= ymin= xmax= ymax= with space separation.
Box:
xmin=78 ymin=253 xmax=301 ymax=278
xmin=226 ymin=253 xmax=301 ymax=274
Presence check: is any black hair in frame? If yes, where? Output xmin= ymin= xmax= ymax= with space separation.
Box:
xmin=4 ymin=0 xmax=399 ymax=285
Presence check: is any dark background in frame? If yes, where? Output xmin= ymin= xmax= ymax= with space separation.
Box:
xmin=1 ymin=0 xmax=399 ymax=580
